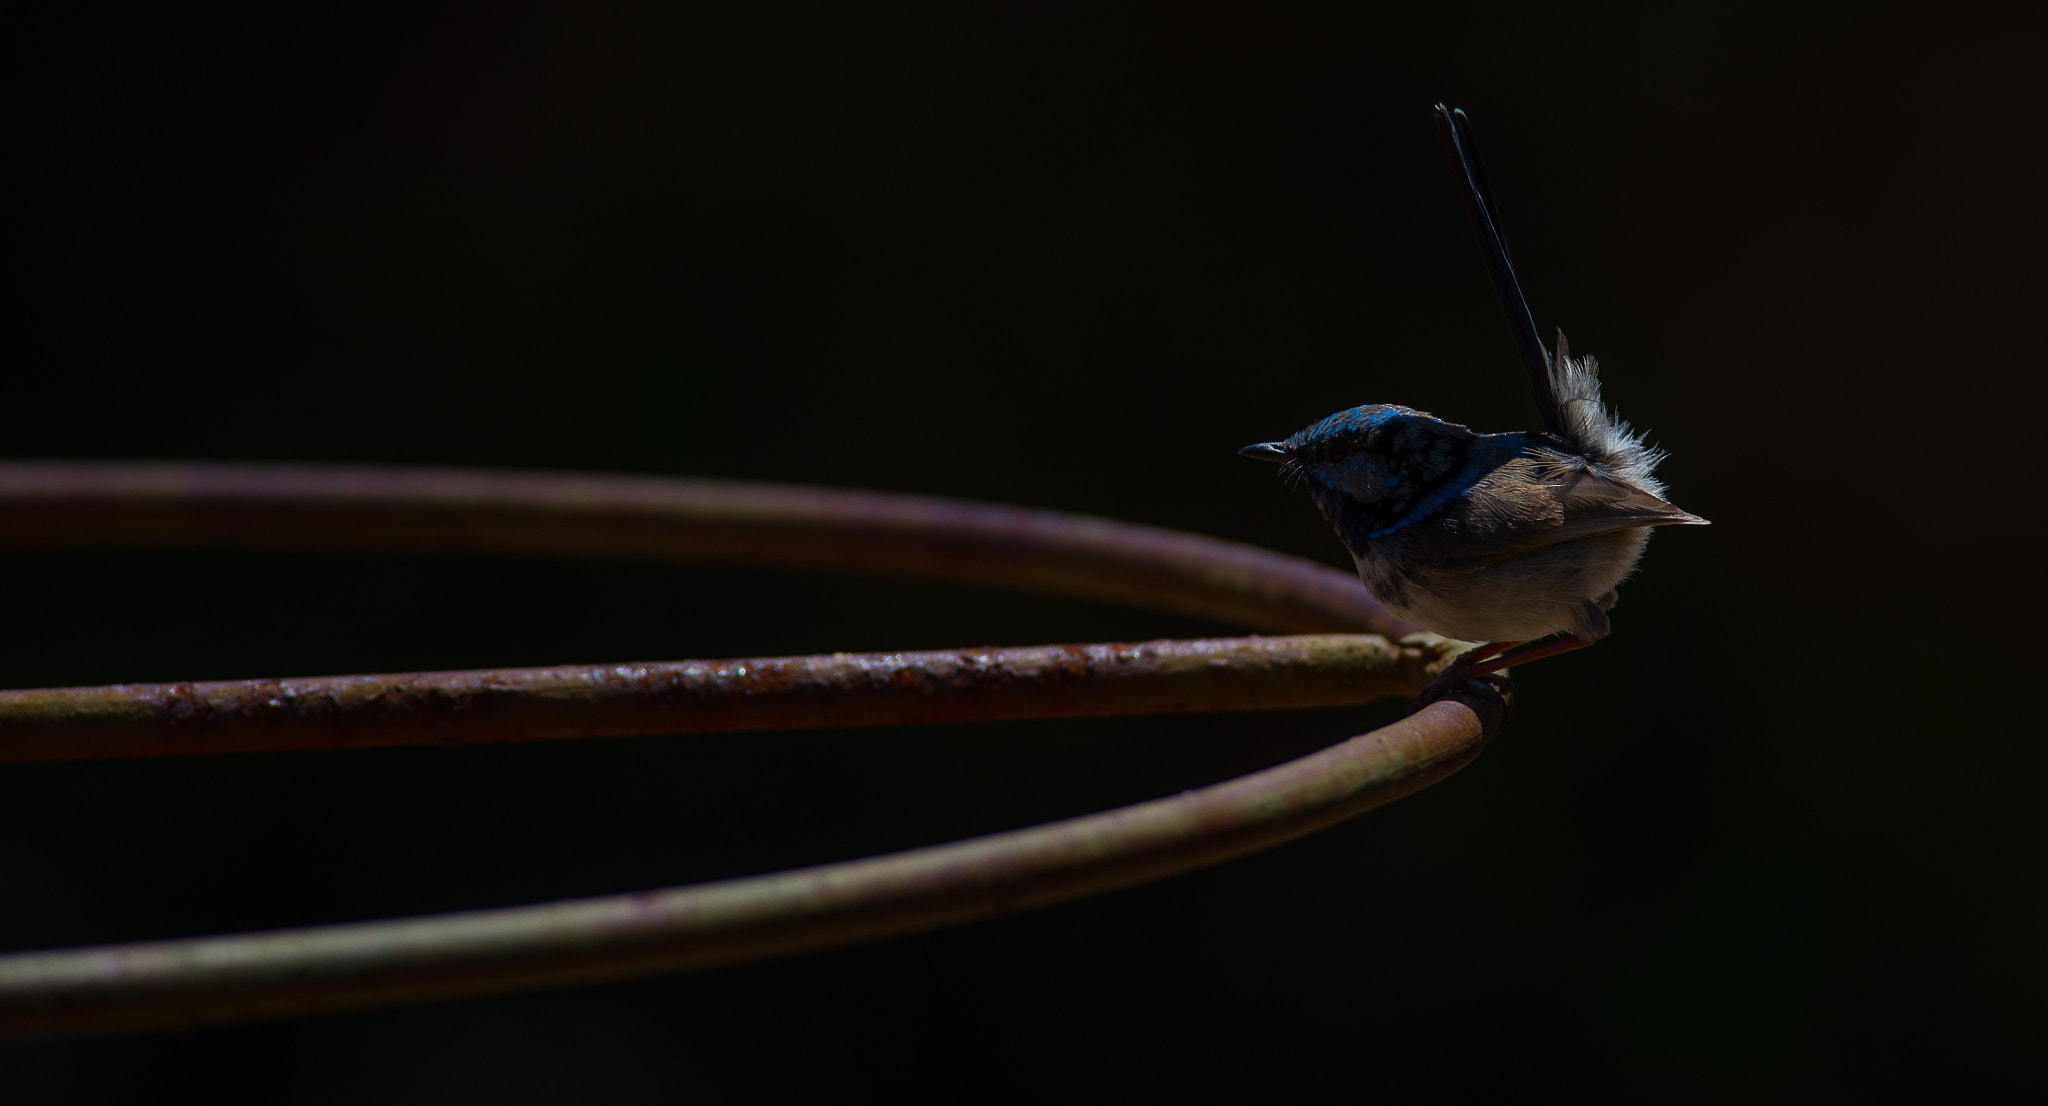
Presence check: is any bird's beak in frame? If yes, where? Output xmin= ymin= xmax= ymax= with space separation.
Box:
xmin=1238 ymin=441 xmax=1290 ymax=462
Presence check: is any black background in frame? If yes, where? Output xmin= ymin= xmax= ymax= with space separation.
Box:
xmin=4 ymin=1 xmax=2043 ymax=1100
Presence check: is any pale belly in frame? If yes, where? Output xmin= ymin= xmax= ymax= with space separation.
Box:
xmin=1353 ymin=529 xmax=1651 ymax=643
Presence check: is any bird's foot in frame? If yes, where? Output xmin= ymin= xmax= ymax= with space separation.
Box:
xmin=1407 ymin=634 xmax=1593 ymax=713
xmin=1405 ymin=669 xmax=1519 ymax=726
xmin=1409 ymin=640 xmax=1518 ymax=714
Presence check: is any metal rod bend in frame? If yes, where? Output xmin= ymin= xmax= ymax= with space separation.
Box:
xmin=0 ymin=684 xmax=1509 ymax=1037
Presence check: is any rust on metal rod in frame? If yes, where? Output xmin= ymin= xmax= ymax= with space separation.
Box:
xmin=0 ymin=681 xmax=1512 ymax=1038
xmin=0 ymin=634 xmax=1449 ymax=763
xmin=0 ymin=461 xmax=1418 ymax=638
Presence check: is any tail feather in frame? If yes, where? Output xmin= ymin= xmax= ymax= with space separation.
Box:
xmin=1548 ymin=332 xmax=1667 ymax=495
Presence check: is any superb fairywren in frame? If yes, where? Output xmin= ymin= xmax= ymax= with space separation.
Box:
xmin=1242 ymin=105 xmax=1707 ymax=695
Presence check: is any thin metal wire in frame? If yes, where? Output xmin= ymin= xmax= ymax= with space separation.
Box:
xmin=0 ymin=462 xmax=1506 ymax=1038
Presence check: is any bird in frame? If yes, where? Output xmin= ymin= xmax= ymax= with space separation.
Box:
xmin=1240 ymin=104 xmax=1708 ymax=699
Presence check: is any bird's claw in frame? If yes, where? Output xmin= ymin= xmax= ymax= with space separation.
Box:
xmin=1406 ymin=667 xmax=1517 ymax=719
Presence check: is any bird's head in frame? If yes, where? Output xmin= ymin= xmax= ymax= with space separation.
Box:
xmin=1239 ymin=404 xmax=1430 ymax=501
xmin=1242 ymin=403 xmax=1498 ymax=549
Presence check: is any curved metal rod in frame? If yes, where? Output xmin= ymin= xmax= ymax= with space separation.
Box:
xmin=0 ymin=460 xmax=1497 ymax=1038
xmin=0 ymin=635 xmax=1445 ymax=763
xmin=0 ymin=461 xmax=1419 ymax=638
xmin=0 ymin=682 xmax=1511 ymax=1037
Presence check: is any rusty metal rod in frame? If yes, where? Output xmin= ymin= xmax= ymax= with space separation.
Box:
xmin=0 ymin=461 xmax=1418 ymax=638
xmin=0 ymin=682 xmax=1512 ymax=1038
xmin=0 ymin=634 xmax=1447 ymax=763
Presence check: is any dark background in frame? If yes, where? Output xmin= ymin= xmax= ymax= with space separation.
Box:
xmin=4 ymin=1 xmax=2043 ymax=1100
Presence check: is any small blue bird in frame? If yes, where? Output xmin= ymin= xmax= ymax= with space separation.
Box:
xmin=1242 ymin=105 xmax=1707 ymax=695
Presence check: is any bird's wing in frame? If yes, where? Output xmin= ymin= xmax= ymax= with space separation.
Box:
xmin=1549 ymin=468 xmax=1708 ymax=538
xmin=1405 ymin=464 xmax=1706 ymax=574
